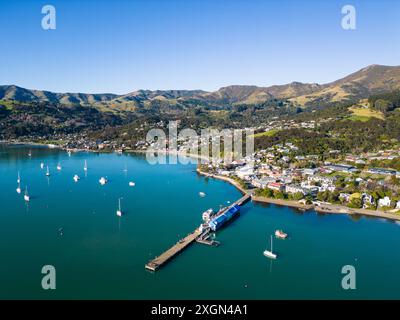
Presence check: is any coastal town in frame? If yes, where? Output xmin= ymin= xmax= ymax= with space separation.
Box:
xmin=197 ymin=138 xmax=400 ymax=217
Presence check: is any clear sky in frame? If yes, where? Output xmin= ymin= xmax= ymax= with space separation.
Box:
xmin=0 ymin=0 xmax=399 ymax=94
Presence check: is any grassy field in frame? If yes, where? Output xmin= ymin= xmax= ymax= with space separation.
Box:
xmin=348 ymin=106 xmax=384 ymax=121
xmin=252 ymin=129 xmax=280 ymax=138
xmin=0 ymin=100 xmax=16 ymax=110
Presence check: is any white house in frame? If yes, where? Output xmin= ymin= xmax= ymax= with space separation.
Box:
xmin=339 ymin=193 xmax=351 ymax=202
xmin=235 ymin=165 xmax=254 ymax=180
xmin=285 ymin=185 xmax=307 ymax=195
xmin=362 ymin=193 xmax=374 ymax=208
xmin=378 ymin=196 xmax=391 ymax=208
xmin=252 ymin=177 xmax=276 ymax=188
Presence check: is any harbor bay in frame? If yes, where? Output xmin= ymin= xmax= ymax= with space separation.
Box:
xmin=1 ymin=144 xmax=400 ymax=299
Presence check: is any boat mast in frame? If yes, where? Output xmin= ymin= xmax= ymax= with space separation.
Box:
xmin=270 ymin=235 xmax=273 ymax=253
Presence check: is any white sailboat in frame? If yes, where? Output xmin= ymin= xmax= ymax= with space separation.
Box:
xmin=116 ymin=198 xmax=123 ymax=217
xmin=17 ymin=171 xmax=21 ymax=184
xmin=16 ymin=181 xmax=21 ymax=194
xmin=40 ymin=162 xmax=45 ymax=169
xmin=73 ymin=174 xmax=80 ymax=182
xmin=263 ymin=235 xmax=277 ymax=260
xmin=84 ymin=160 xmax=88 ymax=172
xmin=99 ymin=177 xmax=108 ymax=185
xmin=199 ymin=192 xmax=206 ymax=197
xmin=24 ymin=186 xmax=30 ymax=202
xmin=46 ymin=166 xmax=50 ymax=176
xmin=129 ymin=181 xmax=135 ymax=187
xmin=57 ymin=163 xmax=62 ymax=171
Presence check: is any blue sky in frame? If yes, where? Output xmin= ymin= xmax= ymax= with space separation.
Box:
xmin=0 ymin=0 xmax=399 ymax=93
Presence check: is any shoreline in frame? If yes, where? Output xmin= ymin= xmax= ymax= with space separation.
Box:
xmin=196 ymin=169 xmax=400 ymax=222
xmin=196 ymin=169 xmax=249 ymax=195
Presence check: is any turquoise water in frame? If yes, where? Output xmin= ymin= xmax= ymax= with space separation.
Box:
xmin=1 ymin=144 xmax=400 ymax=299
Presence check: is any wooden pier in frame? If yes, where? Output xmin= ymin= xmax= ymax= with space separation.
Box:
xmin=145 ymin=193 xmax=251 ymax=272
xmin=145 ymin=229 xmax=202 ymax=271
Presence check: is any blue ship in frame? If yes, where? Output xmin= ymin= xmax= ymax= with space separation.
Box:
xmin=208 ymin=204 xmax=240 ymax=231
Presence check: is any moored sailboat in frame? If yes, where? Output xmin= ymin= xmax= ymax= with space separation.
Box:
xmin=263 ymin=235 xmax=277 ymax=259
xmin=16 ymin=181 xmax=21 ymax=194
xmin=116 ymin=198 xmax=123 ymax=217
xmin=24 ymin=186 xmax=30 ymax=202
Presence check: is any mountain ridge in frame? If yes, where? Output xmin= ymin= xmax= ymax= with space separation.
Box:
xmin=1 ymin=64 xmax=400 ymax=107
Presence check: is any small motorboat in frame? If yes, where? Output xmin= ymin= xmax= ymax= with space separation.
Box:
xmin=46 ymin=166 xmax=50 ymax=177
xmin=17 ymin=171 xmax=21 ymax=184
xmin=57 ymin=163 xmax=62 ymax=171
xmin=199 ymin=192 xmax=206 ymax=197
xmin=84 ymin=160 xmax=88 ymax=171
xmin=275 ymin=230 xmax=288 ymax=239
xmin=129 ymin=181 xmax=135 ymax=187
xmin=40 ymin=163 xmax=45 ymax=169
xmin=99 ymin=177 xmax=108 ymax=185
xmin=73 ymin=174 xmax=80 ymax=182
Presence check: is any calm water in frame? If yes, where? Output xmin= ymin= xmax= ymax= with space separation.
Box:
xmin=0 ymin=144 xmax=400 ymax=299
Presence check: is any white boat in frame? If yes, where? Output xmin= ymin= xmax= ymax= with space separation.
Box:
xmin=67 ymin=150 xmax=72 ymax=157
xmin=116 ymin=198 xmax=123 ymax=217
xmin=99 ymin=177 xmax=108 ymax=185
xmin=57 ymin=163 xmax=62 ymax=171
xmin=46 ymin=166 xmax=50 ymax=176
xmin=199 ymin=192 xmax=206 ymax=197
xmin=202 ymin=208 xmax=214 ymax=222
xmin=275 ymin=229 xmax=288 ymax=239
xmin=129 ymin=181 xmax=135 ymax=187
xmin=16 ymin=181 xmax=21 ymax=194
xmin=73 ymin=174 xmax=80 ymax=182
xmin=28 ymin=150 xmax=32 ymax=157
xmin=263 ymin=235 xmax=277 ymax=260
xmin=40 ymin=162 xmax=44 ymax=169
xmin=17 ymin=171 xmax=21 ymax=184
xmin=24 ymin=187 xmax=30 ymax=202
xmin=84 ymin=160 xmax=88 ymax=171
xmin=123 ymin=165 xmax=128 ymax=172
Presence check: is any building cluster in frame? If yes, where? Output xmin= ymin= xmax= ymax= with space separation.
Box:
xmin=203 ymin=142 xmax=400 ymax=212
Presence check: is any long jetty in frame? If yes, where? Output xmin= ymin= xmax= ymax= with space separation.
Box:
xmin=145 ymin=193 xmax=251 ymax=272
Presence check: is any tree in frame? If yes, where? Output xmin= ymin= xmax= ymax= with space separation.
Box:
xmin=292 ymin=192 xmax=304 ymax=201
xmin=273 ymin=190 xmax=285 ymax=199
